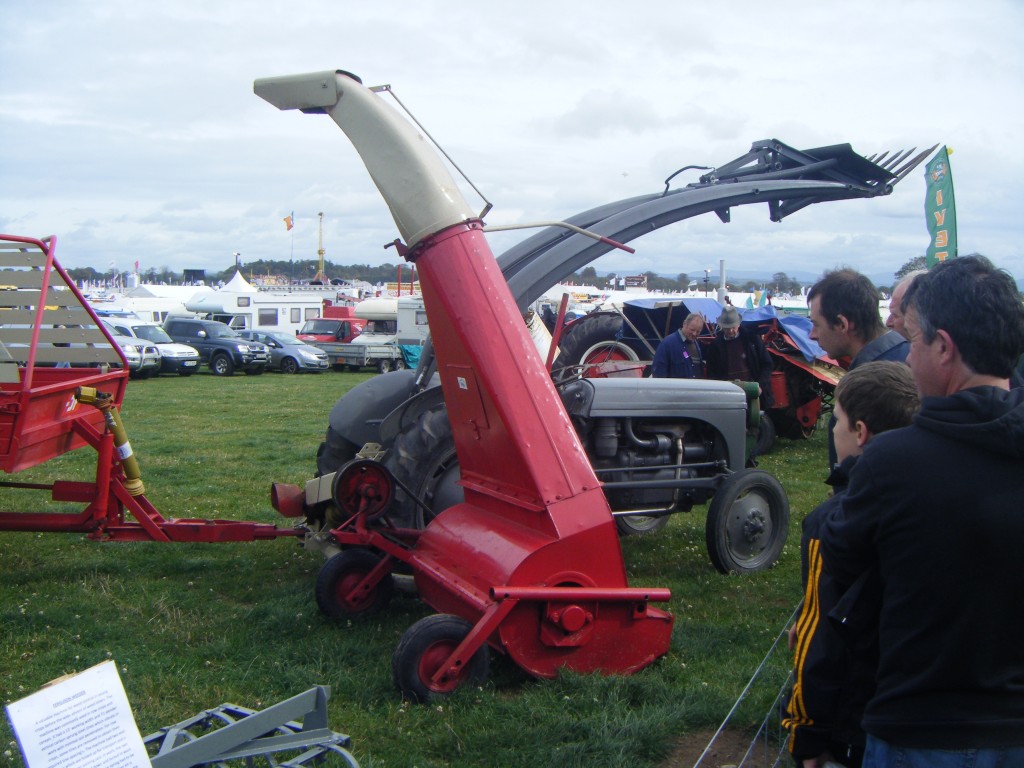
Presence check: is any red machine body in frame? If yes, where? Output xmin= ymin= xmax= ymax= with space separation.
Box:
xmin=408 ymin=222 xmax=672 ymax=677
xmin=256 ymin=70 xmax=673 ymax=690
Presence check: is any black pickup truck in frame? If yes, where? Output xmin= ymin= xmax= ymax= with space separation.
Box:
xmin=163 ymin=317 xmax=269 ymax=376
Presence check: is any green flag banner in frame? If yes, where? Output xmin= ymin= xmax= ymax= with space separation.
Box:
xmin=924 ymin=146 xmax=957 ymax=267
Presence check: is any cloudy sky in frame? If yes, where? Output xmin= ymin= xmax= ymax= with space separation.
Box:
xmin=2 ymin=1 xmax=1022 ymax=286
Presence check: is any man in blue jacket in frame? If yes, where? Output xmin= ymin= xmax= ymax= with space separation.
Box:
xmin=820 ymin=255 xmax=1024 ymax=767
xmin=652 ymin=312 xmax=705 ymax=378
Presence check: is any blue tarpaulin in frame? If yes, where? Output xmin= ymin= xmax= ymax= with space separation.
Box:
xmin=619 ymin=296 xmax=724 ymax=346
xmin=400 ymin=344 xmax=422 ymax=369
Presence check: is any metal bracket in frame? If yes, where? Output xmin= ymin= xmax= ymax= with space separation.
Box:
xmin=145 ymin=686 xmax=359 ymax=767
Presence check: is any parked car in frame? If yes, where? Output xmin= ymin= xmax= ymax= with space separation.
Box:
xmin=108 ymin=332 xmax=161 ymax=379
xmin=236 ymin=330 xmax=329 ymax=373
xmin=162 ymin=317 xmax=269 ymax=376
xmin=101 ymin=319 xmax=201 ymax=376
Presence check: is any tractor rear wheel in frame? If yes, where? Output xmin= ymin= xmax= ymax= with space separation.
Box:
xmin=383 ymin=406 xmax=461 ymax=529
xmin=316 ymin=426 xmax=360 ymax=477
xmin=705 ymin=469 xmax=789 ymax=574
xmin=553 ymin=312 xmax=643 ymax=382
xmin=392 ymin=614 xmax=489 ymax=702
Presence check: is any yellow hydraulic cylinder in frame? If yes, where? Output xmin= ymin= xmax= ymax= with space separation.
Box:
xmin=75 ymin=386 xmax=145 ymax=496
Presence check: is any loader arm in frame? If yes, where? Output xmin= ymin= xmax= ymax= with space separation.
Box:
xmin=388 ymin=140 xmax=933 ymax=429
xmin=498 ymin=139 xmax=934 ymax=311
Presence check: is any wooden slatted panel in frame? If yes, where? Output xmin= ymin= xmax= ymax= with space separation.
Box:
xmin=0 ymin=243 xmax=47 ymax=269
xmin=0 ymin=234 xmax=129 ymax=470
xmin=0 ymin=246 xmax=122 ymax=368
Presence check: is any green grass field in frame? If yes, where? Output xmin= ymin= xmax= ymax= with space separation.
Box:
xmin=0 ymin=369 xmax=831 ymax=767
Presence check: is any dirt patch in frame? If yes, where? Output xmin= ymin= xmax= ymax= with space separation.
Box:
xmin=660 ymin=728 xmax=777 ymax=768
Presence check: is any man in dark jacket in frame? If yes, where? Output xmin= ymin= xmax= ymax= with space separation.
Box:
xmin=820 ymin=255 xmax=1024 ymax=767
xmin=808 ymin=268 xmax=909 ymax=468
xmin=706 ymin=305 xmax=775 ymax=407
xmin=652 ymin=312 xmax=705 ymax=378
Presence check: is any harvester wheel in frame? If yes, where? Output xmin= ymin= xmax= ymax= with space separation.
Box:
xmin=315 ymin=548 xmax=394 ymax=619
xmin=615 ymin=513 xmax=670 ymax=536
xmin=705 ymin=469 xmax=789 ymax=574
xmin=392 ymin=614 xmax=489 ymax=702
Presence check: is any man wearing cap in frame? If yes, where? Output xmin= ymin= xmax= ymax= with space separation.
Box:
xmin=652 ymin=312 xmax=705 ymax=379
xmin=706 ymin=305 xmax=774 ymax=407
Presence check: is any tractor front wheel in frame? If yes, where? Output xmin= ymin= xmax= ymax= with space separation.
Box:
xmin=705 ymin=469 xmax=789 ymax=574
xmin=753 ymin=411 xmax=776 ymax=458
xmin=615 ymin=513 xmax=670 ymax=536
xmin=392 ymin=614 xmax=489 ymax=702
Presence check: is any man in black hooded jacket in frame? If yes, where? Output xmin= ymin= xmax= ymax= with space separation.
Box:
xmin=820 ymin=255 xmax=1024 ymax=767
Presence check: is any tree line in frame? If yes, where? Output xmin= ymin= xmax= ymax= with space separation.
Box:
xmin=66 ymin=256 xmax=936 ymax=294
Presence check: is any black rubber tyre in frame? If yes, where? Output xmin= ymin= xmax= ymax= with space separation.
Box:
xmin=615 ymin=513 xmax=670 ymax=536
xmin=316 ymin=426 xmax=360 ymax=477
xmin=314 ymin=548 xmax=394 ymax=619
xmin=393 ymin=358 xmax=407 ymax=371
xmin=280 ymin=356 xmax=299 ymax=374
xmin=705 ymin=469 xmax=789 ymax=574
xmin=392 ymin=614 xmax=489 ymax=702
xmin=753 ymin=411 xmax=776 ymax=457
xmin=553 ymin=312 xmax=642 ymax=383
xmin=211 ymin=354 xmax=235 ymax=376
xmin=383 ymin=406 xmax=461 ymax=529
xmin=376 ymin=359 xmax=392 ymax=374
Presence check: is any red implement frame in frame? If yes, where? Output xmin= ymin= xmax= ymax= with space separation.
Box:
xmin=0 ymin=234 xmax=296 ymax=543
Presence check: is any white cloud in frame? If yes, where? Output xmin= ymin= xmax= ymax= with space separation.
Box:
xmin=1 ymin=0 xmax=1022 ymax=285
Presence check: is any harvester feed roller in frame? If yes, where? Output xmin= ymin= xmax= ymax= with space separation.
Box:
xmin=257 ymin=70 xmax=674 ymax=699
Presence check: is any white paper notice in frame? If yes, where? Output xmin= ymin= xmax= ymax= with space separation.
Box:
xmin=4 ymin=660 xmax=151 ymax=768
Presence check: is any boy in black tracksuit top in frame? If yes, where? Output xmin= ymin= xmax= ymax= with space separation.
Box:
xmin=784 ymin=362 xmax=919 ymax=767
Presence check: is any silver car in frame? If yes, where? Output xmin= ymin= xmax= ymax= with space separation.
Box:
xmin=103 ymin=319 xmax=201 ymax=376
xmin=236 ymin=330 xmax=329 ymax=373
xmin=108 ymin=332 xmax=161 ymax=379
